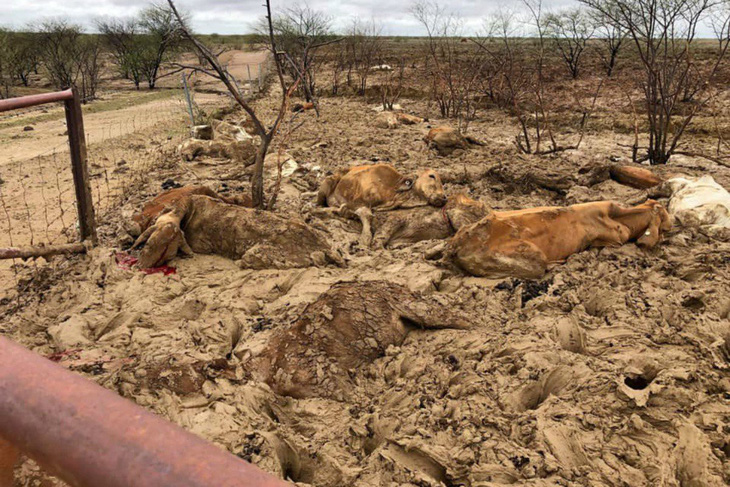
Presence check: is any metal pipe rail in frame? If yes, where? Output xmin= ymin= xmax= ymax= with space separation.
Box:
xmin=0 ymin=337 xmax=291 ymax=487
xmin=0 ymin=89 xmax=74 ymax=112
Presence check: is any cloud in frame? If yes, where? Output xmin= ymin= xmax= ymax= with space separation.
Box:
xmin=3 ymin=0 xmax=582 ymax=34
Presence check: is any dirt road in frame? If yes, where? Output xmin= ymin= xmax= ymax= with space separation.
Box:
xmin=0 ymin=92 xmax=222 ymax=167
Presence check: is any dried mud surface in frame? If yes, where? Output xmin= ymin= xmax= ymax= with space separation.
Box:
xmin=1 ymin=93 xmax=729 ymax=486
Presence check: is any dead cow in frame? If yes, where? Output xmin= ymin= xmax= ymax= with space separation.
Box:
xmin=132 ymin=194 xmax=341 ymax=269
xmin=247 ymin=281 xmax=469 ymax=400
xmin=446 ymin=200 xmax=672 ymax=279
xmin=178 ymin=139 xmax=256 ymax=163
xmin=425 ymin=126 xmax=484 ymax=156
xmin=374 ymin=111 xmax=426 ymax=129
xmin=127 ymin=185 xmax=252 ymax=237
xmin=316 ymin=163 xmax=447 ymax=246
xmin=371 ymin=193 xmax=490 ymax=248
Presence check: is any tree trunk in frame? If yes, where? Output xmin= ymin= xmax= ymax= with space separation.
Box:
xmin=251 ymin=136 xmax=271 ymax=208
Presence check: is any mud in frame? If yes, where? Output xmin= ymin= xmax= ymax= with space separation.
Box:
xmin=1 ymin=92 xmax=729 ymax=486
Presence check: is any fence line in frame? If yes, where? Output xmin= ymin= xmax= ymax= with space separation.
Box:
xmin=0 ymin=87 xmax=192 ymax=305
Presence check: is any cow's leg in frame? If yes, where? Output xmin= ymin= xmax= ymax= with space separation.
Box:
xmin=130 ymin=224 xmax=157 ymax=249
xmin=355 ymin=207 xmax=374 ymax=248
xmin=307 ymin=205 xmax=346 ymax=219
xmin=372 ymin=216 xmax=405 ymax=249
xmin=179 ymin=231 xmax=194 ymax=256
xmin=0 ymin=438 xmax=18 ymax=487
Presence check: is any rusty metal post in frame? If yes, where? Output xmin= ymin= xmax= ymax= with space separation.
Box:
xmin=64 ymin=87 xmax=97 ymax=245
xmin=0 ymin=337 xmax=292 ymax=487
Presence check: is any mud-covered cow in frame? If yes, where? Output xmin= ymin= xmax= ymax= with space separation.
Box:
xmin=247 ymin=281 xmax=469 ymax=400
xmin=127 ymin=185 xmax=252 ymax=237
xmin=446 ymin=200 xmax=672 ymax=279
xmin=131 ymin=194 xmax=341 ymax=269
xmin=317 ymin=163 xmax=446 ymax=210
xmin=371 ymin=193 xmax=490 ymax=248
xmin=316 ymin=164 xmax=447 ymax=246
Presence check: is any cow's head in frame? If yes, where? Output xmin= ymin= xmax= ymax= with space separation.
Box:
xmin=637 ymin=200 xmax=673 ymax=248
xmin=132 ymin=209 xmax=186 ymax=268
xmin=412 ymin=169 xmax=447 ymax=207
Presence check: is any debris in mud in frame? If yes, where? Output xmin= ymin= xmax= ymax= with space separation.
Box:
xmin=496 ymin=277 xmax=553 ymax=306
xmin=161 ymin=178 xmax=182 ymax=190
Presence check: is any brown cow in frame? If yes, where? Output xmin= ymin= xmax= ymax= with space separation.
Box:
xmin=127 ymin=185 xmax=252 ymax=238
xmin=132 ymin=194 xmax=342 ymax=269
xmin=316 ymin=164 xmax=447 ymax=246
xmin=425 ymin=126 xmax=485 ymax=156
xmin=246 ymin=281 xmax=469 ymax=400
xmin=446 ymin=200 xmax=672 ymax=279
xmin=374 ymin=111 xmax=426 ymax=129
xmin=371 ymin=193 xmax=490 ymax=248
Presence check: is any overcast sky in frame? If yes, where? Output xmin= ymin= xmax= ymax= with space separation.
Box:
xmin=4 ymin=0 xmax=582 ymax=35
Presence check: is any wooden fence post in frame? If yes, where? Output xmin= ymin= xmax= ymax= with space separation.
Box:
xmin=64 ymin=87 xmax=97 ymax=245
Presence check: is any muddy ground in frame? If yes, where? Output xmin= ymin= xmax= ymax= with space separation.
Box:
xmin=1 ymin=85 xmax=729 ymax=486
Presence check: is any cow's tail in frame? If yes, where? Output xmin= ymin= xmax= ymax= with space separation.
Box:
xmin=316 ymin=170 xmax=345 ymax=207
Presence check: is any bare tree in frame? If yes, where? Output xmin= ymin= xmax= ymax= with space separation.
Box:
xmin=97 ymin=18 xmax=144 ymax=88
xmin=475 ymin=11 xmax=534 ymax=146
xmin=167 ymin=0 xmax=301 ymax=208
xmin=35 ymin=21 xmax=101 ymax=102
xmin=581 ymin=0 xmax=730 ymax=164
xmin=546 ymin=8 xmax=595 ymax=79
xmin=412 ymin=0 xmax=484 ymax=132
xmin=76 ymin=36 xmax=103 ymax=101
xmin=380 ymin=58 xmax=407 ymax=110
xmin=257 ymin=4 xmax=337 ymax=103
xmin=138 ymin=4 xmax=185 ymax=89
xmin=590 ymin=7 xmax=625 ymax=76
xmin=6 ymin=30 xmax=40 ymax=87
xmin=476 ymin=5 xmax=601 ymax=154
xmin=344 ymin=18 xmax=383 ymax=96
xmin=36 ymin=20 xmax=83 ymax=90
xmin=0 ymin=28 xmax=11 ymax=98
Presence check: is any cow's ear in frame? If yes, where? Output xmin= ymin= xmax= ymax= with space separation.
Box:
xmin=397 ymin=178 xmax=414 ymax=192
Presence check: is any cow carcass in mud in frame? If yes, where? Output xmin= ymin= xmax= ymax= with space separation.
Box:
xmin=425 ymin=126 xmax=485 ymax=156
xmin=315 ymin=163 xmax=447 ymax=246
xmin=373 ymin=111 xmax=426 ymax=129
xmin=131 ymin=194 xmax=342 ymax=269
xmin=246 ymin=281 xmax=469 ymax=400
xmin=371 ymin=193 xmax=490 ymax=248
xmin=664 ymin=175 xmax=730 ymax=236
xmin=127 ymin=185 xmax=252 ymax=237
xmin=445 ymin=200 xmax=672 ymax=279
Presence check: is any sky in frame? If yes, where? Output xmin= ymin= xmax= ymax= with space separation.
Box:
xmin=3 ymin=0 xmax=580 ymax=36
